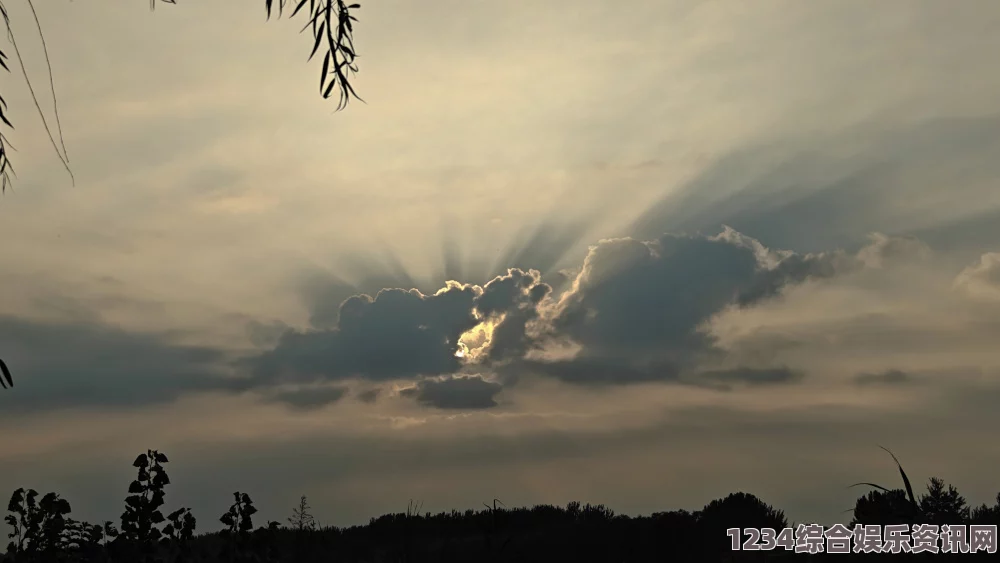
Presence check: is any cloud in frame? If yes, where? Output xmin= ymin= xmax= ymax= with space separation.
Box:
xmin=705 ymin=244 xmax=1000 ymax=398
xmin=698 ymin=366 xmax=805 ymax=389
xmin=853 ymin=369 xmax=912 ymax=386
xmin=0 ymin=315 xmax=234 ymax=416
xmin=490 ymin=215 xmax=599 ymax=282
xmin=472 ymin=268 xmax=552 ymax=362
xmin=548 ymin=230 xmax=842 ymax=356
xmin=262 ymin=385 xmax=350 ymax=411
xmin=247 ymin=282 xmax=483 ymax=384
xmin=245 ymin=319 xmax=291 ymax=348
xmin=518 ymin=229 xmax=847 ymax=385
xmin=855 ymin=233 xmax=933 ymax=269
xmin=356 ymin=387 xmax=381 ymax=404
xmin=246 ymin=227 xmax=923 ymax=395
xmin=296 ymin=253 xmax=422 ymax=331
xmin=953 ymin=252 xmax=1000 ymax=300
xmin=400 ymin=375 xmax=503 ymax=410
xmin=513 ymin=357 xmax=681 ymax=386
xmin=248 ymin=267 xmax=553 ymax=387
xmin=297 ymin=211 xmax=595 ymax=335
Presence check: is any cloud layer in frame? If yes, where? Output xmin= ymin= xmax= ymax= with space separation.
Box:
xmin=4 ymin=223 xmax=997 ymax=420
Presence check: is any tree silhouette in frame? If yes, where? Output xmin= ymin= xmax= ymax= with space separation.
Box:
xmin=919 ymin=476 xmax=970 ymax=525
xmin=696 ymin=492 xmax=788 ymax=556
xmin=0 ymin=0 xmax=362 ymax=192
xmin=849 ymin=488 xmax=922 ymax=527
xmin=970 ymin=492 xmax=1000 ymax=525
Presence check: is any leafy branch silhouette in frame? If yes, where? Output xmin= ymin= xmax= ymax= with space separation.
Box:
xmin=266 ymin=0 xmax=364 ymax=110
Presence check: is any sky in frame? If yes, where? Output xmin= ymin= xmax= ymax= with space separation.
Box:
xmin=2 ymin=0 xmax=1000 ymax=534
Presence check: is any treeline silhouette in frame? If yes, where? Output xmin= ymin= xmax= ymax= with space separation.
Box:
xmin=2 ymin=449 xmax=998 ymax=562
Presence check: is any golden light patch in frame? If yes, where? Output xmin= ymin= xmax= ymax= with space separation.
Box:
xmin=455 ymin=314 xmax=505 ymax=362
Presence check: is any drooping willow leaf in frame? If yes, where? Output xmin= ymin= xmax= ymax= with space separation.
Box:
xmin=0 ymin=357 xmax=12 ymax=389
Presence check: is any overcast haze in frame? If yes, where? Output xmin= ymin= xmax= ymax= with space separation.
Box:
xmin=2 ymin=0 xmax=1000 ymax=533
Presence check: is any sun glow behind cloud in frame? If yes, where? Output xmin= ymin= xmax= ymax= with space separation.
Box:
xmin=455 ymin=313 xmax=503 ymax=361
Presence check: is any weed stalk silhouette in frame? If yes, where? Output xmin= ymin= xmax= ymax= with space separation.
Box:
xmin=482 ymin=498 xmax=512 ymax=560
xmin=218 ymin=491 xmax=257 ymax=563
xmin=116 ymin=449 xmax=192 ymax=563
xmin=287 ymin=495 xmax=316 ymax=532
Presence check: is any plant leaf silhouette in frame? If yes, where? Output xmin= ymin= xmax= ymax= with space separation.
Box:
xmin=879 ymin=444 xmax=919 ymax=509
xmin=0 ymin=357 xmax=12 ymax=389
xmin=849 ymin=445 xmax=924 ymax=524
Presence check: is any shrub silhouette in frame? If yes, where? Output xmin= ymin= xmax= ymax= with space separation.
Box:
xmin=5 ymin=488 xmax=71 ymax=560
xmin=159 ymin=507 xmax=196 ymax=563
xmin=59 ymin=518 xmax=108 ymax=563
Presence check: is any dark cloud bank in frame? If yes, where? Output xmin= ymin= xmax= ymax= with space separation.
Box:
xmin=240 ymin=226 xmax=868 ymax=409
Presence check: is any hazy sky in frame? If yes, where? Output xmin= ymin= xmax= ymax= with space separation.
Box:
xmin=2 ymin=0 xmax=1000 ymax=533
